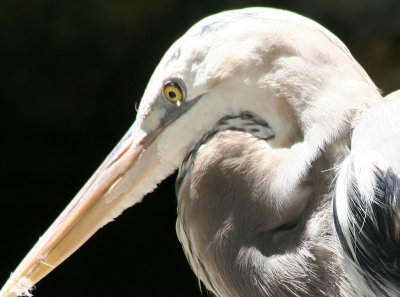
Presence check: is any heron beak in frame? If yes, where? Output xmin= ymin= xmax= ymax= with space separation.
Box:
xmin=0 ymin=122 xmax=165 ymax=297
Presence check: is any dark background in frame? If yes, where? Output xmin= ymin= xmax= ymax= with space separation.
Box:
xmin=1 ymin=1 xmax=399 ymax=296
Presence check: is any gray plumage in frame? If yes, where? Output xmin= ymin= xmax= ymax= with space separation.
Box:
xmin=177 ymin=128 xmax=355 ymax=297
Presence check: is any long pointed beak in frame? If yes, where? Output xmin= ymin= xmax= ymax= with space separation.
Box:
xmin=0 ymin=123 xmax=165 ymax=297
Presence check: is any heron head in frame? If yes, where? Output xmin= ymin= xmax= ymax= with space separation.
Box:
xmin=0 ymin=7 xmax=383 ymax=297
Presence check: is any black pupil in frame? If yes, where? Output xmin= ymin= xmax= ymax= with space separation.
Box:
xmin=168 ymin=91 xmax=176 ymax=99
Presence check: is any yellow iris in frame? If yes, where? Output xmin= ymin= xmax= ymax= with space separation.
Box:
xmin=163 ymin=82 xmax=183 ymax=103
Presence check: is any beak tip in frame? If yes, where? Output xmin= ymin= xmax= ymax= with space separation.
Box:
xmin=0 ymin=275 xmax=34 ymax=297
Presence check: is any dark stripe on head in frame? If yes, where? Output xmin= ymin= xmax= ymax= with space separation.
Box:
xmin=166 ymin=47 xmax=181 ymax=65
xmin=200 ymin=20 xmax=229 ymax=36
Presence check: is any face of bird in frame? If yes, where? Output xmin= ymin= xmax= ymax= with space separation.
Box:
xmin=0 ymin=7 xmax=384 ymax=297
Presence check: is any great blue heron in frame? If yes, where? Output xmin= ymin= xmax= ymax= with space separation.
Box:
xmin=1 ymin=7 xmax=399 ymax=297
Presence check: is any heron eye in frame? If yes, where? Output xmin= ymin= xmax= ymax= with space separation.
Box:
xmin=163 ymin=82 xmax=184 ymax=103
